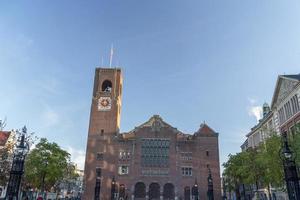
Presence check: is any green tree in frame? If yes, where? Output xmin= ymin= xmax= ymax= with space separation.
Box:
xmin=290 ymin=123 xmax=300 ymax=166
xmin=24 ymin=138 xmax=70 ymax=192
xmin=255 ymin=134 xmax=284 ymax=200
xmin=259 ymin=134 xmax=283 ymax=187
xmin=223 ymin=133 xmax=286 ymax=200
xmin=223 ymin=152 xmax=248 ymax=200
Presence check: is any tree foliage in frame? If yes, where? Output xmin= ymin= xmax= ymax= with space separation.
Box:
xmin=291 ymin=124 xmax=300 ymax=166
xmin=24 ymin=138 xmax=74 ymax=191
xmin=223 ymin=133 xmax=286 ymax=198
xmin=257 ymin=134 xmax=283 ymax=188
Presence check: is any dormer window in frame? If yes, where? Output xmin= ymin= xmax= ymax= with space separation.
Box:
xmin=102 ymin=80 xmax=112 ymax=92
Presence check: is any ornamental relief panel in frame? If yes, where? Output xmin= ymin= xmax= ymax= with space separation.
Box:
xmin=277 ymin=79 xmax=298 ymax=106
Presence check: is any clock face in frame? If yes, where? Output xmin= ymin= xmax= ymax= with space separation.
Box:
xmin=98 ymin=97 xmax=111 ymax=111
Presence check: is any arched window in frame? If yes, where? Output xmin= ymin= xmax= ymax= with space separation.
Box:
xmin=163 ymin=183 xmax=175 ymax=199
xmin=149 ymin=183 xmax=160 ymax=199
xmin=134 ymin=182 xmax=146 ymax=198
xmin=102 ymin=80 xmax=112 ymax=92
xmin=184 ymin=186 xmax=190 ymax=200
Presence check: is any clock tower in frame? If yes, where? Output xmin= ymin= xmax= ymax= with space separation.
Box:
xmin=88 ymin=68 xmax=122 ymax=135
xmin=83 ymin=67 xmax=122 ymax=200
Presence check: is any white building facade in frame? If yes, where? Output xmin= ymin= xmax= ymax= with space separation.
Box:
xmin=271 ymin=74 xmax=300 ymax=134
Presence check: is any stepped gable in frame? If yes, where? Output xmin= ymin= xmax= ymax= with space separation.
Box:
xmin=0 ymin=131 xmax=11 ymax=146
xmin=194 ymin=123 xmax=218 ymax=137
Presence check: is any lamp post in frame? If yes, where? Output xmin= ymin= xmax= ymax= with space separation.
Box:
xmin=207 ymin=168 xmax=214 ymax=200
xmin=192 ymin=179 xmax=199 ymax=200
xmin=6 ymin=127 xmax=29 ymax=200
xmin=111 ymin=176 xmax=117 ymax=200
xmin=279 ymin=132 xmax=300 ymax=200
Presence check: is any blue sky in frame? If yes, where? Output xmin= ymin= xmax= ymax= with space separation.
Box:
xmin=1 ymin=1 xmax=300 ymax=170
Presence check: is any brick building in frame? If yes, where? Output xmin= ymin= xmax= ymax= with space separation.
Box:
xmin=83 ymin=68 xmax=221 ymax=200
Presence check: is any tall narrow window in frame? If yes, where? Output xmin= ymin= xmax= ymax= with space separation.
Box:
xmin=206 ymin=150 xmax=209 ymax=157
xmin=295 ymin=95 xmax=299 ymax=112
xmin=96 ymin=167 xmax=101 ymax=178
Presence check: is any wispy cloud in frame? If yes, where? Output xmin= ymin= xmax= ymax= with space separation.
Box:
xmin=36 ymin=78 xmax=61 ymax=95
xmin=41 ymin=106 xmax=60 ymax=127
xmin=66 ymin=146 xmax=85 ymax=170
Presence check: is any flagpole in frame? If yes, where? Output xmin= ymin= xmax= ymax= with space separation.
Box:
xmin=109 ymin=44 xmax=114 ymax=68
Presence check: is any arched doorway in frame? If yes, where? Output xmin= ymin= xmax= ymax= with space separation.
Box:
xmin=163 ymin=183 xmax=175 ymax=200
xmin=149 ymin=183 xmax=160 ymax=200
xmin=134 ymin=182 xmax=146 ymax=199
xmin=184 ymin=186 xmax=190 ymax=200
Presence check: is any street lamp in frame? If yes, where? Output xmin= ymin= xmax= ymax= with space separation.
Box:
xmin=111 ymin=176 xmax=117 ymax=200
xmin=192 ymin=179 xmax=199 ymax=200
xmin=207 ymin=168 xmax=214 ymax=200
xmin=279 ymin=132 xmax=300 ymax=200
xmin=6 ymin=126 xmax=30 ymax=200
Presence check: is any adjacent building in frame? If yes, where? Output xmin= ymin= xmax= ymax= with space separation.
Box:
xmin=0 ymin=130 xmax=15 ymax=199
xmin=240 ymin=74 xmax=300 ymax=199
xmin=242 ymin=74 xmax=300 ymax=151
xmin=83 ymin=68 xmax=221 ymax=200
xmin=271 ymin=74 xmax=300 ymax=134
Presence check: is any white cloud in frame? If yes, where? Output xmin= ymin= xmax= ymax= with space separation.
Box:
xmin=247 ymin=98 xmax=262 ymax=122
xmin=248 ymin=97 xmax=257 ymax=105
xmin=67 ymin=146 xmax=86 ymax=170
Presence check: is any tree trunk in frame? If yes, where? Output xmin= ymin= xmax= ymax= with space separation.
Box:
xmin=267 ymin=184 xmax=272 ymax=200
xmin=235 ymin=184 xmax=241 ymax=200
xmin=242 ymin=184 xmax=246 ymax=200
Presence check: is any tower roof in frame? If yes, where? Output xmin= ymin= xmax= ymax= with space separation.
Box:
xmin=194 ymin=123 xmax=218 ymax=137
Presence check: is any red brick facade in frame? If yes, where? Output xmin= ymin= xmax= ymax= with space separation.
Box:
xmin=83 ymin=68 xmax=221 ymax=200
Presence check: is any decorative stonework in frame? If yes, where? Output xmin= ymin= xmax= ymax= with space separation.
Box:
xmin=277 ymin=79 xmax=298 ymax=105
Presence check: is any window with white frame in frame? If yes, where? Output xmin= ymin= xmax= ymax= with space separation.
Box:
xmin=181 ymin=167 xmax=192 ymax=176
xmin=118 ymin=165 xmax=129 ymax=175
xmin=180 ymin=152 xmax=192 ymax=161
xmin=119 ymin=150 xmax=131 ymax=160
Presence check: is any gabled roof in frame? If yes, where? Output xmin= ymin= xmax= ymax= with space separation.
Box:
xmin=282 ymin=74 xmax=300 ymax=81
xmin=194 ymin=123 xmax=218 ymax=137
xmin=0 ymin=131 xmax=11 ymax=146
xmin=127 ymin=115 xmax=181 ymax=134
xmin=271 ymin=74 xmax=300 ymax=108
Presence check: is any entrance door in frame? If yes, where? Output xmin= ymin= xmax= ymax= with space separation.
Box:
xmin=149 ymin=183 xmax=160 ymax=200
xmin=134 ymin=182 xmax=146 ymax=200
xmin=163 ymin=183 xmax=175 ymax=200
